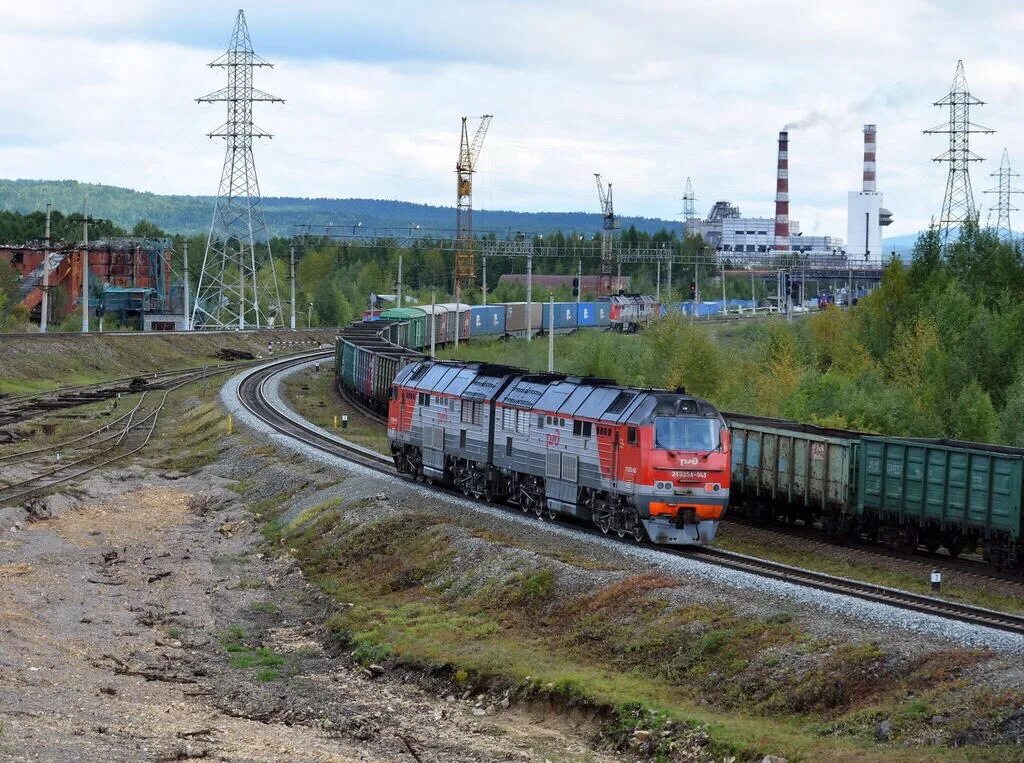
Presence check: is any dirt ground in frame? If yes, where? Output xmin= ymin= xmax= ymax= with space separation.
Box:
xmin=0 ymin=470 xmax=622 ymax=762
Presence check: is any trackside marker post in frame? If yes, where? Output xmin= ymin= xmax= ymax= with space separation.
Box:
xmin=931 ymin=568 xmax=941 ymax=592
xmin=227 ymin=414 xmax=233 ymax=434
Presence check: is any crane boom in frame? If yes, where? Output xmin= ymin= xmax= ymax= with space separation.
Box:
xmin=455 ymin=115 xmax=494 ymax=300
xmin=594 ymin=173 xmax=617 ymax=294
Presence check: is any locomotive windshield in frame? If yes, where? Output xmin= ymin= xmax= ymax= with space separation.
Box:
xmin=654 ymin=417 xmax=720 ymax=451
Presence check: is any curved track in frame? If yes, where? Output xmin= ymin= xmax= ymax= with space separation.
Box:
xmin=236 ymin=353 xmax=1024 ymax=637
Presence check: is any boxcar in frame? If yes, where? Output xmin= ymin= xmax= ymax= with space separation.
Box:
xmin=858 ymin=436 xmax=1024 ymax=565
xmin=380 ymin=307 xmax=426 ymax=350
xmin=470 ymin=305 xmax=506 ymax=337
xmin=727 ymin=413 xmax=861 ymax=535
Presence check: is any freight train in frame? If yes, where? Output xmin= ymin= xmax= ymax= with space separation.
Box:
xmin=335 ymin=301 xmax=1024 ymax=567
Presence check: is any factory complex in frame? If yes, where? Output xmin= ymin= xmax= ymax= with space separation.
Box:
xmin=685 ymin=125 xmax=893 ymax=263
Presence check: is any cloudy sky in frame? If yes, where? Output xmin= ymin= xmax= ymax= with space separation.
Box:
xmin=2 ymin=1 xmax=1023 ymax=237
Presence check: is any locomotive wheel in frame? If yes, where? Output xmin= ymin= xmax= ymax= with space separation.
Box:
xmin=483 ymin=482 xmax=495 ymax=502
xmin=593 ymin=500 xmax=612 ymax=534
xmin=547 ymin=505 xmax=558 ymax=521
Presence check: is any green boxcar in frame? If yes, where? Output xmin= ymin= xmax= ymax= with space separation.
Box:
xmin=341 ymin=338 xmax=358 ymax=391
xmin=858 ymin=437 xmax=1024 ymax=544
xmin=727 ymin=414 xmax=860 ymax=524
xmin=380 ymin=308 xmax=426 ymax=350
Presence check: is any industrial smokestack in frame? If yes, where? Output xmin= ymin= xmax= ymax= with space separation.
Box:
xmin=773 ymin=130 xmax=790 ymax=252
xmin=863 ymin=124 xmax=877 ymax=192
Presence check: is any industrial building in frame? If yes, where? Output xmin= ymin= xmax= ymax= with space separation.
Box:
xmin=846 ymin=124 xmax=893 ymax=261
xmin=0 ymin=238 xmax=186 ymax=329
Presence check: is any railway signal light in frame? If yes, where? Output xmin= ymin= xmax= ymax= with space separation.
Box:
xmin=572 ymin=277 xmax=579 ymax=298
xmin=689 ymin=280 xmax=696 ymax=297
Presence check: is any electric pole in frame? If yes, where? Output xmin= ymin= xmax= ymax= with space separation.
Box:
xmin=193 ymin=10 xmax=284 ymax=329
xmin=40 ymin=203 xmax=51 ymax=333
xmin=924 ymin=59 xmax=994 ymax=246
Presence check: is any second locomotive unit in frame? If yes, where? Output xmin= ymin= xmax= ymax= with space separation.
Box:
xmin=388 ymin=359 xmax=730 ymax=545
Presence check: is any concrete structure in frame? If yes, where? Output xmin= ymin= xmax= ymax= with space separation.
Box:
xmin=846 ymin=125 xmax=893 ymax=262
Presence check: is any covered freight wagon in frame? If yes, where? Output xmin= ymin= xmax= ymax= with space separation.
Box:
xmin=858 ymin=436 xmax=1024 ymax=565
xmin=379 ymin=307 xmax=427 ymax=351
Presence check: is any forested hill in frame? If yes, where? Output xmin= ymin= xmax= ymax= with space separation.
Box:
xmin=0 ymin=179 xmax=683 ymax=239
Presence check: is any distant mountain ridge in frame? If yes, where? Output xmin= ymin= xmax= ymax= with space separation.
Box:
xmin=0 ymin=179 xmax=685 ymax=239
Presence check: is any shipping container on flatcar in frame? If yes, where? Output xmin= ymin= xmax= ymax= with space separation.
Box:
xmin=470 ymin=305 xmax=507 ymax=337
xmin=858 ymin=436 xmax=1024 ymax=566
xmin=503 ymin=302 xmax=543 ymax=338
xmin=540 ymin=301 xmax=579 ymax=334
xmin=418 ymin=304 xmax=451 ymax=346
xmin=727 ymin=413 xmax=861 ymax=535
xmin=577 ymin=301 xmax=598 ymax=327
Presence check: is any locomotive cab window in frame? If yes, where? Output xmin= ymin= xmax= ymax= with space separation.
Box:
xmin=654 ymin=417 xmax=721 ymax=451
xmin=627 ymin=426 xmax=638 ymax=445
xmin=572 ymin=420 xmax=593 ymax=437
xmin=417 ymin=392 xmax=431 ymax=407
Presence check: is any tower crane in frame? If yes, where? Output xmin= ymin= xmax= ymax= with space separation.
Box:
xmin=455 ymin=114 xmax=493 ymax=300
xmin=594 ymin=173 xmax=618 ymax=294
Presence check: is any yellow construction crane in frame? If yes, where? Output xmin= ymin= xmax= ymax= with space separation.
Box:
xmin=455 ymin=115 xmax=493 ymax=300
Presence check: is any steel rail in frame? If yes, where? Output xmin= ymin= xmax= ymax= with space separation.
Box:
xmin=237 ymin=353 xmax=1024 ymax=636
xmin=0 ymin=366 xmax=239 ymax=504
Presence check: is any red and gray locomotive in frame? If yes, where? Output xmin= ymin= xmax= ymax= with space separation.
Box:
xmin=388 ymin=359 xmax=731 ymax=545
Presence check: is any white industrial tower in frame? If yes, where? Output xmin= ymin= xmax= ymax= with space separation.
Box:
xmin=985 ymin=148 xmax=1021 ymax=242
xmin=847 ymin=124 xmax=893 ymax=261
xmin=192 ymin=9 xmax=284 ymax=329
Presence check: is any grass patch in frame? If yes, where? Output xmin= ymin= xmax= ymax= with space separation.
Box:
xmin=715 ymin=524 xmax=1024 ymax=615
xmin=261 ymin=497 xmax=1011 ymax=761
xmin=220 ymin=623 xmax=286 ymax=679
xmin=279 ymin=369 xmax=389 ymax=454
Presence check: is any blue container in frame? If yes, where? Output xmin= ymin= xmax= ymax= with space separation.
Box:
xmin=541 ymin=302 xmax=579 ymax=332
xmin=577 ymin=301 xmax=598 ymax=327
xmin=470 ymin=305 xmax=506 ymax=336
xmin=593 ymin=302 xmax=610 ymax=326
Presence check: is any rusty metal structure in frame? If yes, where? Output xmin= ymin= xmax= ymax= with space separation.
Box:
xmin=594 ymin=174 xmax=617 ymax=294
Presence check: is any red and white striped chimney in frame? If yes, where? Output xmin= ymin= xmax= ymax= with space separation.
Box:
xmin=772 ymin=130 xmax=790 ymax=252
xmin=863 ymin=124 xmax=876 ymax=192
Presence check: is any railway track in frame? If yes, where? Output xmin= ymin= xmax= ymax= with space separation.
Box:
xmin=236 ymin=354 xmax=1024 ymax=637
xmin=0 ymin=361 xmax=279 ymax=505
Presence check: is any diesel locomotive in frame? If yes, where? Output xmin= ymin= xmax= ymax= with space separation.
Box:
xmin=387 ymin=359 xmax=730 ymax=545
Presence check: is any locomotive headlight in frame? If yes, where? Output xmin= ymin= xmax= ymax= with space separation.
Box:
xmin=704 ymin=482 xmax=721 ymax=493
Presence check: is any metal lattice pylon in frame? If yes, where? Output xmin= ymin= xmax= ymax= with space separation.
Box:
xmin=985 ymin=148 xmax=1021 ymax=242
xmin=924 ymin=60 xmax=994 ymax=246
xmin=192 ymin=9 xmax=284 ymax=329
xmin=681 ymin=177 xmax=697 ymax=234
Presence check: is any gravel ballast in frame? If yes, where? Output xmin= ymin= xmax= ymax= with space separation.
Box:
xmin=222 ymin=360 xmax=1024 ymax=655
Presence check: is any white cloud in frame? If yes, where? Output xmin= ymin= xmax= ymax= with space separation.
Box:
xmin=0 ymin=1 xmax=1020 ymax=237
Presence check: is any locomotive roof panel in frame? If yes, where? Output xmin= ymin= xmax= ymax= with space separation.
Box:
xmin=497 ymin=377 xmax=552 ymax=409
xmin=559 ymin=384 xmax=598 ymax=415
xmin=534 ymin=381 xmax=577 ymax=413
xmin=574 ymin=386 xmax=627 ymax=419
xmin=463 ymin=372 xmax=510 ymax=401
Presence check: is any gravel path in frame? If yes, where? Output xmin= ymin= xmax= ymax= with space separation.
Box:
xmin=223 ymin=360 xmax=1024 ymax=655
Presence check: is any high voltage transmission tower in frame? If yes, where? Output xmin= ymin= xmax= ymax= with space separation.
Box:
xmin=455 ymin=115 xmax=492 ymax=301
xmin=681 ymin=177 xmax=697 ymax=236
xmin=594 ymin=174 xmax=617 ymax=294
xmin=985 ymin=148 xmax=1021 ymax=242
xmin=924 ymin=60 xmax=994 ymax=246
xmin=192 ymin=9 xmax=284 ymax=330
